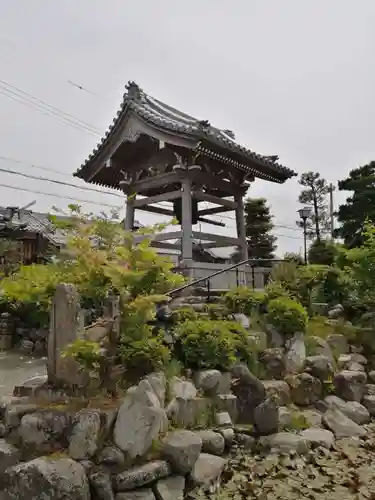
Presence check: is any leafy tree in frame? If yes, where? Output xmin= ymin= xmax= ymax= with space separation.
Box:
xmin=297 ymin=172 xmax=330 ymax=241
xmin=308 ymin=239 xmax=337 ymax=266
xmin=336 ymin=162 xmax=375 ymax=247
xmin=232 ymin=198 xmax=276 ymax=263
xmin=1 ymin=206 xmax=184 ymax=394
xmin=284 ymin=252 xmax=304 ymax=265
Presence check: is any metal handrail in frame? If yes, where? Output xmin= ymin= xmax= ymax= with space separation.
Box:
xmin=167 ymin=258 xmax=285 ymax=298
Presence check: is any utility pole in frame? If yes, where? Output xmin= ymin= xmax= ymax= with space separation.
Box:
xmin=329 ymin=183 xmax=335 ymax=241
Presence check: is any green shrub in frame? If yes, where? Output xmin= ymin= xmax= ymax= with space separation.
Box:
xmin=171 ymin=307 xmax=198 ymax=324
xmin=264 ymin=282 xmax=291 ymax=302
xmin=172 ymin=319 xmax=255 ymax=371
xmin=265 ymin=297 xmax=308 ymax=336
xmin=119 ymin=327 xmax=170 ymax=380
xmin=223 ymin=286 xmax=266 ymax=315
xmin=308 ymin=240 xmax=337 ymax=266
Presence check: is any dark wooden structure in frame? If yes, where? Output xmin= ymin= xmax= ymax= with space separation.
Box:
xmin=0 ymin=208 xmax=64 ymax=264
xmin=74 ymin=81 xmax=296 ymax=282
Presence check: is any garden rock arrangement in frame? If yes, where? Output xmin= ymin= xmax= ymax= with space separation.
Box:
xmin=3 ymin=332 xmax=375 ymax=499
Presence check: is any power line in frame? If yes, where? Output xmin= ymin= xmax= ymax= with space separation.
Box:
xmin=0 ymin=156 xmax=74 ymax=178
xmin=0 ymin=182 xmax=120 ymax=208
xmin=0 ymin=81 xmax=101 ymax=136
xmin=0 ymin=165 xmax=124 ymax=198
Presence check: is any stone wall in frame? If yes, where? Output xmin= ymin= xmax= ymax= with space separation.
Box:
xmin=3 ymin=332 xmax=375 ymax=499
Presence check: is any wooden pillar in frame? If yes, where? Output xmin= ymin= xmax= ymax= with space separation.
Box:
xmin=235 ymin=194 xmax=248 ymax=262
xmin=124 ymin=193 xmax=135 ymax=231
xmin=180 ymin=178 xmax=193 ymax=281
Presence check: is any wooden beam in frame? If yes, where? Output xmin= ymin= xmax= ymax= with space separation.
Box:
xmin=133 ymin=190 xmax=181 ymax=208
xmin=125 ymin=172 xmax=181 ymax=193
xmin=198 ymin=241 xmax=240 ymax=249
xmin=191 ymin=231 xmax=240 ymax=246
xmin=188 ymin=171 xmax=247 ymax=196
xmin=151 ymin=241 xmax=181 ymax=250
xmin=136 ymin=205 xmax=174 ymax=216
xmin=198 ymin=217 xmax=225 ymax=227
xmin=151 ymin=231 xmax=183 ymax=242
xmin=192 ymin=191 xmax=237 ymax=209
xmin=198 ymin=206 xmax=234 ymax=217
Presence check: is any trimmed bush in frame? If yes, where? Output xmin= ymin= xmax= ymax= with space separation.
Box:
xmin=266 ymin=297 xmax=308 ymax=336
xmin=172 ymin=319 xmax=255 ymax=371
xmin=223 ymin=286 xmax=266 ymax=315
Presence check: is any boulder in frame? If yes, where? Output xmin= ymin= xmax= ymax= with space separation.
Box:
xmin=260 ymin=348 xmax=285 ymax=380
xmin=230 ymin=364 xmax=265 ymax=423
xmin=278 ymin=407 xmax=292 ymax=429
xmin=259 ymin=432 xmax=310 ymax=455
xmin=326 ymin=334 xmax=349 ymax=355
xmin=253 ymin=398 xmax=279 ymax=435
xmin=114 ymin=461 xmax=171 ymax=492
xmin=306 ymin=336 xmax=334 ymax=362
xmin=368 ymin=370 xmax=375 ymax=383
xmin=299 ymin=409 xmax=323 ymax=428
xmin=19 ymin=409 xmax=71 ymax=452
xmin=265 ymin=324 xmax=284 ymax=347
xmin=328 ymin=304 xmax=344 ymax=319
xmin=145 ymin=372 xmax=166 ymax=407
xmin=362 ymin=395 xmax=375 ymax=416
xmin=4 ymin=402 xmax=37 ymax=427
xmin=324 ymin=395 xmax=370 ymax=425
xmin=0 ymin=457 xmax=90 ymax=499
xmin=364 ymin=384 xmax=375 ymax=396
xmin=214 ymin=394 xmax=238 ymax=422
xmin=96 ymin=445 xmax=124 ymax=466
xmin=154 ymin=476 xmax=185 ymax=500
xmin=263 ymin=380 xmax=291 ymax=406
xmin=233 ymin=312 xmax=250 ymax=329
xmin=214 ymin=411 xmax=232 ymax=427
xmin=216 ymin=372 xmax=232 ymax=395
xmin=300 ymin=428 xmax=335 ymax=449
xmin=68 ymin=409 xmax=103 ymax=460
xmin=167 ymin=397 xmax=211 ymax=428
xmin=87 ymin=467 xmax=114 ymax=500
xmin=194 ymin=370 xmax=221 ymax=395
xmin=218 ymin=428 xmax=235 ymax=448
xmin=161 ymin=430 xmax=202 ymax=474
xmin=287 ymin=373 xmax=322 ymax=406
xmin=0 ymin=439 xmax=20 ymax=473
xmin=333 ymin=370 xmax=367 ymax=402
xmin=304 ymin=355 xmax=333 ymax=380
xmin=113 ymin=391 xmax=167 ymax=459
xmin=169 ymin=377 xmax=196 ymax=400
xmin=189 ymin=453 xmax=227 ymax=492
xmin=322 ymin=405 xmax=366 ymax=438
xmin=196 ymin=430 xmax=225 ymax=455
xmin=285 ymin=332 xmax=306 ymax=373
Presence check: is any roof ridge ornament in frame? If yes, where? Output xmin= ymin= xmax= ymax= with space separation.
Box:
xmin=125 ymin=81 xmax=141 ymax=100
xmin=197 ymin=120 xmax=211 ymax=132
xmin=223 ymin=129 xmax=235 ymax=139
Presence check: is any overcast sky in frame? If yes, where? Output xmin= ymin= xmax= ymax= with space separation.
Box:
xmin=0 ymin=0 xmax=374 ymax=255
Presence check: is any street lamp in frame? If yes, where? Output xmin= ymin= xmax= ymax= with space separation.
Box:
xmin=298 ymin=207 xmax=312 ymax=265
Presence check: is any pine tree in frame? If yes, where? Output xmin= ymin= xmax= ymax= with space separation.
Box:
xmin=232 ymin=198 xmax=276 ymax=263
xmin=336 ymin=161 xmax=375 ymax=247
xmin=296 ymin=172 xmax=330 ymax=241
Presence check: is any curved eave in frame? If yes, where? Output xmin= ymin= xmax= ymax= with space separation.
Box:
xmin=74 ymin=83 xmax=297 ymax=184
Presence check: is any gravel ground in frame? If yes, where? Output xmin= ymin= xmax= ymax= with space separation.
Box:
xmin=0 ymin=350 xmax=46 ymax=397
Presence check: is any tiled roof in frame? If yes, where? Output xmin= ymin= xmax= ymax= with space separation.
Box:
xmin=0 ymin=208 xmax=66 ymax=246
xmin=74 ymin=81 xmax=296 ymax=184
xmin=0 ymin=208 xmax=143 ymax=246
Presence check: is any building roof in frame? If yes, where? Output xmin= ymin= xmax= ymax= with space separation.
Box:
xmin=74 ymin=81 xmax=297 ymax=185
xmin=0 ymin=208 xmax=143 ymax=247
